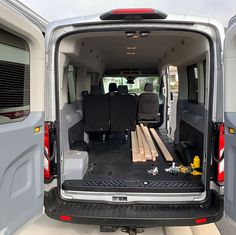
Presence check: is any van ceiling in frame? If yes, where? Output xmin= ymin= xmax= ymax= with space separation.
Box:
xmin=60 ymin=31 xmax=208 ymax=74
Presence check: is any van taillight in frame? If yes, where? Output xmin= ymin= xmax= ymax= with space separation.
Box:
xmin=195 ymin=217 xmax=207 ymax=224
xmin=44 ymin=123 xmax=51 ymax=180
xmin=217 ymin=123 xmax=224 ymax=183
xmin=59 ymin=215 xmax=72 ymax=222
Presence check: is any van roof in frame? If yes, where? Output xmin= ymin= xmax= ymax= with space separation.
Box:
xmin=48 ymin=10 xmax=221 ymax=26
xmin=45 ymin=10 xmax=225 ymax=50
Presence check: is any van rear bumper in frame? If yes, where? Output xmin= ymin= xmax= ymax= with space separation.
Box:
xmin=44 ymin=188 xmax=223 ymax=227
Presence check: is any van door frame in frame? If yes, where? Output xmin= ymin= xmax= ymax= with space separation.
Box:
xmin=45 ymin=20 xmax=223 ymax=202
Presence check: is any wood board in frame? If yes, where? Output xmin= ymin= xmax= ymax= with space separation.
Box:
xmin=136 ymin=125 xmax=146 ymax=162
xmin=140 ymin=124 xmax=158 ymax=161
xmin=149 ymin=128 xmax=173 ymax=162
xmin=131 ymin=131 xmax=140 ymax=162
xmin=139 ymin=124 xmax=152 ymax=160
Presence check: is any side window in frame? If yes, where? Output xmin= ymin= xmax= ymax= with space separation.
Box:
xmin=187 ymin=64 xmax=198 ymax=103
xmin=0 ymin=29 xmax=30 ymax=125
xmin=67 ymin=64 xmax=77 ymax=104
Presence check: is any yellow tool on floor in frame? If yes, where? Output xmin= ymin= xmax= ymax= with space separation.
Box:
xmin=165 ymin=156 xmax=202 ymax=175
xmin=190 ymin=155 xmax=202 ymax=175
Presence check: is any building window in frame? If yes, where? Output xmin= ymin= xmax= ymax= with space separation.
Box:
xmin=0 ymin=29 xmax=30 ymax=124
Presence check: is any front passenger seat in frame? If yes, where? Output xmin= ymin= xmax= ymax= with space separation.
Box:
xmin=138 ymin=83 xmax=159 ymax=122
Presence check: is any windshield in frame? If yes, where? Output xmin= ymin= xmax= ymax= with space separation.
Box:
xmin=103 ymin=76 xmax=159 ymax=94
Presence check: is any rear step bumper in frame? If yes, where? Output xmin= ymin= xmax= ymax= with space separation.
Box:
xmin=45 ymin=188 xmax=223 ymax=226
xmin=62 ymin=179 xmax=204 ymax=193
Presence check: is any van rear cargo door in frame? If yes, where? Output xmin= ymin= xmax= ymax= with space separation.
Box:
xmin=224 ymin=16 xmax=236 ymax=223
xmin=0 ymin=2 xmax=45 ymax=234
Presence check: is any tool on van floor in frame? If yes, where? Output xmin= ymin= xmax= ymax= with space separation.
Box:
xmin=147 ymin=166 xmax=159 ymax=176
xmin=165 ymin=156 xmax=202 ymax=175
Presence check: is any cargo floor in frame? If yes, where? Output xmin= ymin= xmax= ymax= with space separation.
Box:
xmin=62 ymin=131 xmax=204 ymax=193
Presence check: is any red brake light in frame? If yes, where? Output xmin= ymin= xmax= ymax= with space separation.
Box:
xmin=44 ymin=123 xmax=51 ymax=180
xmin=195 ymin=218 xmax=207 ymax=224
xmin=217 ymin=123 xmax=224 ymax=183
xmin=112 ymin=8 xmax=156 ymax=14
xmin=100 ymin=8 xmax=167 ymax=20
xmin=59 ymin=215 xmax=72 ymax=222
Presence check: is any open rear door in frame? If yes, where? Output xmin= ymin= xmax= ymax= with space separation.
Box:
xmin=224 ymin=16 xmax=236 ymax=222
xmin=0 ymin=2 xmax=45 ymax=234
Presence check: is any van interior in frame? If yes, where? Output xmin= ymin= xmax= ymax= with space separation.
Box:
xmin=56 ymin=30 xmax=210 ymax=199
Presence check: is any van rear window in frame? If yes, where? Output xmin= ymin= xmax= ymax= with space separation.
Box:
xmin=103 ymin=76 xmax=159 ymax=94
xmin=0 ymin=29 xmax=30 ymax=124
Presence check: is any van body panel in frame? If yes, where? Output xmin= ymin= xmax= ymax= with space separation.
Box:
xmin=1 ymin=0 xmax=48 ymax=33
xmin=224 ymin=18 xmax=236 ymax=223
xmin=0 ymin=2 xmax=45 ymax=234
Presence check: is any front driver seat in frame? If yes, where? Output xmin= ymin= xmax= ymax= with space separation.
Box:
xmin=138 ymin=83 xmax=159 ymax=122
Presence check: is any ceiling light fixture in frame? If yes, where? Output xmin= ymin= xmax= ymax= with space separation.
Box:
xmin=126 ymin=52 xmax=136 ymax=55
xmin=126 ymin=32 xmax=136 ymax=38
xmin=140 ymin=31 xmax=150 ymax=37
xmin=126 ymin=46 xmax=137 ymax=50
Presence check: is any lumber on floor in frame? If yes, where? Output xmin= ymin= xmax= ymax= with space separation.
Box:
xmin=139 ymin=127 xmax=152 ymax=160
xmin=150 ymin=128 xmax=173 ymax=162
xmin=136 ymin=125 xmax=146 ymax=162
xmin=131 ymin=131 xmax=140 ymax=162
xmin=140 ymin=124 xmax=158 ymax=161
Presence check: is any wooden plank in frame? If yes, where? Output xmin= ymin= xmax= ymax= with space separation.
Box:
xmin=131 ymin=131 xmax=140 ymax=162
xmin=150 ymin=128 xmax=173 ymax=162
xmin=141 ymin=125 xmax=158 ymax=161
xmin=139 ymin=125 xmax=152 ymax=160
xmin=136 ymin=125 xmax=145 ymax=162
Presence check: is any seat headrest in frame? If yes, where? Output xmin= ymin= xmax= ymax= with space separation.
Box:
xmin=117 ymin=85 xmax=128 ymax=95
xmin=90 ymin=86 xmax=102 ymax=95
xmin=144 ymin=83 xmax=153 ymax=92
xmin=109 ymin=83 xmax=118 ymax=93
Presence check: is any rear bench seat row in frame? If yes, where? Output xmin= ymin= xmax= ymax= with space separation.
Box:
xmin=82 ymin=85 xmax=137 ymax=133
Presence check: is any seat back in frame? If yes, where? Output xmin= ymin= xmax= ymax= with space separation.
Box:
xmin=138 ymin=83 xmax=159 ymax=121
xmin=110 ymin=85 xmax=137 ymax=132
xmin=83 ymin=86 xmax=109 ymax=132
xmin=109 ymin=83 xmax=118 ymax=93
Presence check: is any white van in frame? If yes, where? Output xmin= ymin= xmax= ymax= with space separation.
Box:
xmin=0 ymin=1 xmax=236 ymax=234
